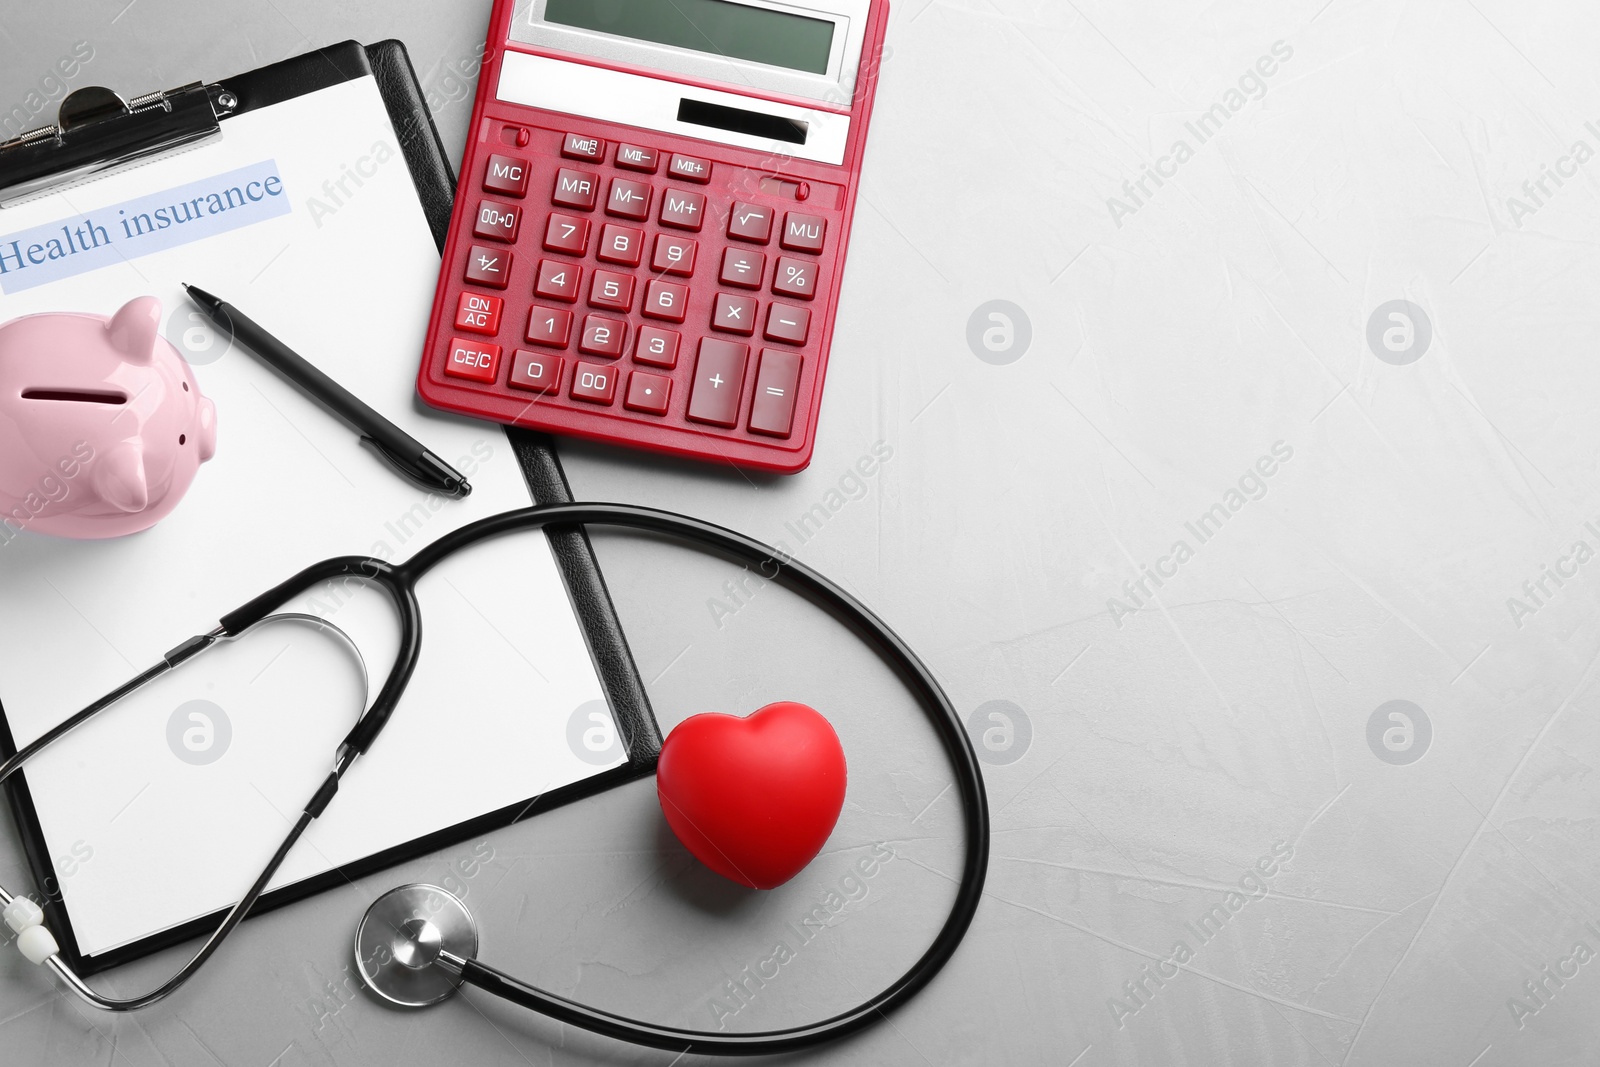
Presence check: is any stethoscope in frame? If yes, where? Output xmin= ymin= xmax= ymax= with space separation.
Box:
xmin=0 ymin=503 xmax=989 ymax=1056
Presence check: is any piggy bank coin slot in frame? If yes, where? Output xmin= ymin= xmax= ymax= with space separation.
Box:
xmin=20 ymin=388 xmax=128 ymax=405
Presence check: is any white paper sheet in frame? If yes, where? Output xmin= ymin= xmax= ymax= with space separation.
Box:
xmin=0 ymin=75 xmax=625 ymax=956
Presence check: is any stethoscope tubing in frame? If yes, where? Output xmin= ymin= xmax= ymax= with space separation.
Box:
xmin=403 ymin=503 xmax=992 ymax=1055
xmin=0 ymin=503 xmax=990 ymax=1052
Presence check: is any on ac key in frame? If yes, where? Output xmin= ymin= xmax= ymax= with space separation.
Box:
xmin=454 ymin=292 xmax=503 ymax=336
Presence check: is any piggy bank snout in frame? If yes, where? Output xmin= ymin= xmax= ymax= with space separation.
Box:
xmin=195 ymin=396 xmax=217 ymax=462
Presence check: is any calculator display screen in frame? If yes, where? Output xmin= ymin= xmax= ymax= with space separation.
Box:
xmin=543 ymin=0 xmax=836 ymax=75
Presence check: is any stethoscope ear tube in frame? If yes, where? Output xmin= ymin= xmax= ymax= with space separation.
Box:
xmin=213 ymin=554 xmax=423 ymax=758
xmin=386 ymin=504 xmax=992 ymax=1056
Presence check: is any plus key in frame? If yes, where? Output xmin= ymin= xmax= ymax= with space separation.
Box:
xmin=687 ymin=339 xmax=749 ymax=427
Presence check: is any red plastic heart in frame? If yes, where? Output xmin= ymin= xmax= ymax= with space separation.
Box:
xmin=656 ymin=701 xmax=847 ymax=890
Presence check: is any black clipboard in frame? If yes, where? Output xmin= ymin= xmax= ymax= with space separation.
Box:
xmin=0 ymin=40 xmax=662 ymax=976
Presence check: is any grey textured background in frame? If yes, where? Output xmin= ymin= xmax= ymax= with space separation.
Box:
xmin=4 ymin=1 xmax=1600 ymax=1065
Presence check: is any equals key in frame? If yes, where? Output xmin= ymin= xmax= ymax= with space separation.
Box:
xmin=749 ymin=350 xmax=801 ymax=438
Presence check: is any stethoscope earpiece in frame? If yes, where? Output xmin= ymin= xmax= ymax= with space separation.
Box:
xmin=355 ymin=884 xmax=478 ymax=1009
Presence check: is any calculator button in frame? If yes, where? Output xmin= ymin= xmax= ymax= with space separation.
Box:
xmin=571 ymin=361 xmax=618 ymax=404
xmin=454 ymin=292 xmax=503 ymax=336
xmin=635 ymin=326 xmax=681 ymax=368
xmin=642 ymin=280 xmax=689 ymax=322
xmin=721 ymin=249 xmax=766 ymax=289
xmin=765 ymin=302 xmax=811 ymax=345
xmin=597 ymin=224 xmax=644 ymax=266
xmin=508 ymin=350 xmax=562 ymax=393
xmin=749 ymin=350 xmax=802 ymax=437
xmin=444 ymin=338 xmax=501 ymax=384
xmin=687 ymin=339 xmax=748 ymax=427
xmin=660 ymin=189 xmax=707 ymax=230
xmin=669 ymin=154 xmax=712 ymax=183
xmin=712 ymin=293 xmax=758 ymax=335
xmin=580 ymin=314 xmax=627 ymax=358
xmin=474 ymin=201 xmax=521 ymax=242
xmin=524 ymin=306 xmax=573 ymax=347
xmin=652 ymin=234 xmax=698 ymax=276
xmin=534 ymin=260 xmax=581 ymax=302
xmin=727 ymin=202 xmax=774 ymax=243
xmin=780 ymin=212 xmax=827 ymax=253
xmin=553 ymin=168 xmax=600 ymax=210
xmin=464 ymin=245 xmax=511 ymax=289
xmin=543 ymin=213 xmax=591 ymax=255
xmin=625 ymin=371 xmax=673 ymax=415
xmin=616 ymin=143 xmax=659 ymax=172
xmin=562 ymin=132 xmax=605 ymax=160
xmin=773 ymin=257 xmax=817 ymax=300
xmin=606 ymin=178 xmax=652 ymax=220
xmin=589 ymin=270 xmax=635 ymax=311
xmin=483 ymin=154 xmax=529 ymax=197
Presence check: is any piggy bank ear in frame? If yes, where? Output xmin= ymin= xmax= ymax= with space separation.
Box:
xmin=106 ymin=297 xmax=162 ymax=364
xmin=196 ymin=396 xmax=217 ymax=462
xmin=92 ymin=442 xmax=149 ymax=513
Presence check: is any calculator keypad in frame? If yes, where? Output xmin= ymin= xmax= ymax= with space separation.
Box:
xmin=427 ymin=122 xmax=843 ymax=471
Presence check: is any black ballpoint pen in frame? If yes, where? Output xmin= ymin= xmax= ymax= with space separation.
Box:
xmin=183 ymin=283 xmax=471 ymax=497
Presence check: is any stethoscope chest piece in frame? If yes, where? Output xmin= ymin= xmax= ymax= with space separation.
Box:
xmin=355 ymin=884 xmax=477 ymax=1008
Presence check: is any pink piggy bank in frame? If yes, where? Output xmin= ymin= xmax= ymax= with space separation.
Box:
xmin=0 ymin=296 xmax=217 ymax=540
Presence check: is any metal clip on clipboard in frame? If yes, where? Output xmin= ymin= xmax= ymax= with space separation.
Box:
xmin=0 ymin=81 xmax=238 ymax=208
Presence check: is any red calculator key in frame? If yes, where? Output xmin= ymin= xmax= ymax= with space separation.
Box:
xmin=781 ymin=212 xmax=827 ymax=253
xmin=625 ymin=371 xmax=673 ymax=415
xmin=474 ymin=201 xmax=521 ymax=242
xmin=606 ymin=178 xmax=652 ymax=220
xmin=660 ymin=189 xmax=706 ymax=230
xmin=687 ymin=339 xmax=748 ymax=427
xmin=589 ymin=270 xmax=635 ymax=311
xmin=571 ymin=361 xmax=618 ymax=404
xmin=535 ymin=260 xmax=581 ymax=302
xmin=642 ymin=279 xmax=689 ymax=322
xmin=580 ymin=314 xmax=627 ymax=358
xmin=615 ymin=143 xmax=658 ymax=172
xmin=669 ymin=154 xmax=711 ymax=183
xmin=652 ymin=234 xmax=697 ymax=276
xmin=464 ymin=245 xmax=511 ymax=289
xmin=728 ymin=202 xmax=774 ymax=243
xmin=562 ymin=132 xmax=605 ymax=160
xmin=454 ymin=292 xmax=503 ymax=336
xmin=553 ymin=168 xmax=600 ymax=210
xmin=635 ymin=326 xmax=680 ymax=367
xmin=524 ymin=306 xmax=573 ymax=347
xmin=483 ymin=154 xmax=529 ymax=197
xmin=508 ymin=350 xmax=562 ymax=394
xmin=713 ymin=293 xmax=758 ymax=335
xmin=721 ymin=249 xmax=765 ymax=289
xmin=765 ymin=302 xmax=811 ymax=345
xmin=543 ymin=213 xmax=590 ymax=255
xmin=444 ymin=338 xmax=501 ymax=384
xmin=597 ymin=224 xmax=644 ymax=266
xmin=773 ymin=257 xmax=817 ymax=300
xmin=749 ymin=350 xmax=802 ymax=437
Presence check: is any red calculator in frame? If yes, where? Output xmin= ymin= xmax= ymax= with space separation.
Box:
xmin=418 ymin=0 xmax=890 ymax=474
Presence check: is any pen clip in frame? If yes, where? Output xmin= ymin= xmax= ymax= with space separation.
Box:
xmin=359 ymin=436 xmax=470 ymax=498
